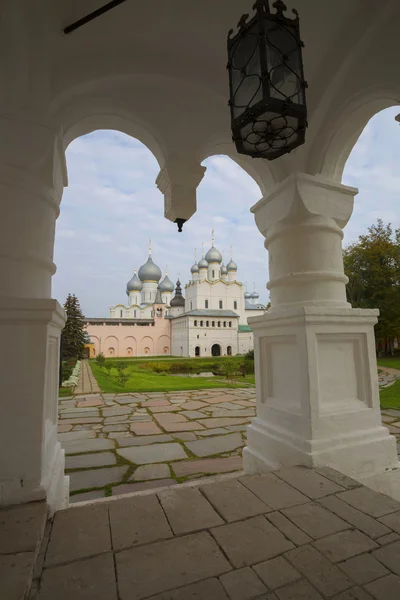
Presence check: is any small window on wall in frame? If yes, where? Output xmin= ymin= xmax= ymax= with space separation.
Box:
xmin=206 ymin=321 xmax=209 ymax=327
xmin=194 ymin=320 xmax=197 ymax=326
xmin=134 ymin=310 xmax=137 ymax=318
xmin=219 ymin=300 xmax=223 ymax=309
xmin=218 ymin=321 xmax=221 ymax=327
xmin=212 ymin=270 xmax=215 ymax=278
xmin=190 ymin=301 xmax=193 ymax=310
xmin=212 ymin=321 xmax=215 ymax=327
xmin=229 ymin=321 xmax=232 ymax=327
xmin=234 ymin=301 xmax=237 ymax=310
xmin=205 ymin=300 xmax=208 ymax=308
xmin=200 ymin=320 xmax=203 ymax=327
xmin=223 ymin=321 xmax=226 ymax=327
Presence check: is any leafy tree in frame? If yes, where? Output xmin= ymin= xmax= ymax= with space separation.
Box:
xmin=343 ymin=219 xmax=400 ymax=355
xmin=61 ymin=293 xmax=86 ymax=360
xmin=96 ymin=352 xmax=106 ymax=368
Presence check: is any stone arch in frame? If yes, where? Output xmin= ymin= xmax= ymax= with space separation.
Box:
xmin=139 ymin=336 xmax=154 ymax=357
xmin=211 ymin=343 xmax=221 ymax=357
xmin=157 ymin=335 xmax=170 ymax=356
xmin=104 ymin=335 xmax=119 ymax=357
xmin=123 ymin=336 xmax=137 ymax=357
xmin=89 ymin=335 xmax=100 ymax=356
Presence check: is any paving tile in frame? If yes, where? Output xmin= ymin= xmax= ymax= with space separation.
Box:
xmin=104 ymin=415 xmax=131 ymax=424
xmin=314 ymin=530 xmax=378 ymax=562
xmin=220 ymin=567 xmax=267 ymax=599
xmin=240 ymin=473 xmax=309 ymax=510
xmin=158 ymin=487 xmax=224 ymax=534
xmin=46 ymin=503 xmax=111 ymax=566
xmin=197 ymin=428 xmax=230 ymax=437
xmin=171 ymin=456 xmax=242 ymax=477
xmin=159 ymin=421 xmax=206 ymax=432
xmin=275 ymin=580 xmax=324 ymax=600
xmin=58 ymin=430 xmax=97 ymax=441
xmin=130 ymin=422 xmax=163 ymax=435
xmin=111 ymin=480 xmax=176 ymax=495
xmin=62 ymin=437 xmax=115 ymax=454
xmin=282 ymin=503 xmax=350 ymax=539
xmin=338 ymin=554 xmax=389 ymax=585
xmin=337 ymin=488 xmax=400 ymax=518
xmin=201 ymin=418 xmax=251 ymax=428
xmin=376 ymin=532 xmax=400 ymax=545
xmin=266 ymin=511 xmax=312 ymax=546
xmin=285 ymin=545 xmax=352 ymax=597
xmin=315 ymin=467 xmax=361 ymax=490
xmin=109 ymin=493 xmax=172 ymax=549
xmin=276 ymin=466 xmax=344 ymax=499
xmin=211 ymin=515 xmax=294 ymax=568
xmin=116 ymin=531 xmax=232 ymax=600
xmin=61 ymin=417 xmax=103 ymax=424
xmin=364 ymin=574 xmax=400 ymax=600
xmin=57 ymin=423 xmax=73 ymax=432
xmin=254 ymin=556 xmax=301 ymax=590
xmin=117 ymin=434 xmax=173 ymax=447
xmin=132 ymin=463 xmax=171 ymax=480
xmin=318 ymin=496 xmax=392 ymax=539
xmin=0 ymin=501 xmax=47 ymax=556
xmin=181 ymin=400 xmax=210 ymax=410
xmin=40 ymin=552 xmax=117 ymax=600
xmin=77 ymin=397 xmax=104 ymax=407
xmin=185 ymin=433 xmax=243 ymax=457
xmin=172 ymin=432 xmax=197 ymax=441
xmin=147 ymin=578 xmax=229 ymax=599
xmin=66 ymin=452 xmax=117 ymax=469
xmin=378 ymin=510 xmax=400 ymax=533
xmin=70 ymin=490 xmax=105 ymax=503
xmin=102 ymin=407 xmax=132 ymax=417
xmin=69 ymin=466 xmax=128 ymax=492
xmin=333 ymin=587 xmax=374 ymax=600
xmin=180 ymin=410 xmax=207 ymax=419
xmin=371 ymin=540 xmax=400 ymax=575
xmin=0 ymin=552 xmax=36 ymax=600
xmin=200 ymin=478 xmax=269 ymax=522
xmin=103 ymin=424 xmax=129 ymax=432
xmin=150 ymin=405 xmax=180 ymax=413
xmin=117 ymin=443 xmax=187 ymax=464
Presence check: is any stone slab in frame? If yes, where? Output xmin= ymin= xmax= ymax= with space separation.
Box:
xmin=318 ymin=495 xmax=392 ymax=539
xmin=117 ymin=443 xmax=187 ymax=464
xmin=253 ymin=556 xmax=301 ymax=590
xmin=337 ymin=487 xmax=400 ymax=518
xmin=104 ymin=415 xmax=130 ymax=424
xmin=0 ymin=552 xmax=36 ymax=600
xmin=339 ymin=553 xmax=389 ymax=585
xmin=59 ymin=410 xmax=100 ymax=419
xmin=207 ymin=409 xmax=255 ymax=418
xmin=275 ymin=580 xmax=324 ymax=600
xmin=58 ymin=430 xmax=96 ymax=442
xmin=377 ymin=532 xmax=400 ymax=545
xmin=102 ymin=407 xmax=132 ymax=417
xmin=46 ymin=503 xmax=111 ymax=566
xmin=172 ymin=432 xmax=197 ymax=441
xmin=379 ymin=510 xmax=400 ymax=533
xmin=315 ymin=467 xmax=361 ymax=490
xmin=111 ymin=480 xmax=176 ymax=495
xmin=364 ymin=574 xmax=400 ymax=600
xmin=61 ymin=417 xmax=103 ymax=424
xmin=77 ymin=397 xmax=104 ymax=407
xmin=117 ymin=434 xmax=173 ymax=447
xmin=148 ymin=578 xmax=230 ymax=599
xmin=180 ymin=410 xmax=206 ymax=419
xmin=66 ymin=452 xmax=117 ymax=469
xmin=116 ymin=532 xmax=232 ymax=600
xmin=57 ymin=424 xmax=72 ymax=433
xmin=158 ymin=487 xmax=224 ymax=534
xmin=200 ymin=479 xmax=269 ymax=522
xmin=62 ymin=438 xmax=115 ymax=454
xmin=372 ymin=540 xmax=400 ymax=575
xmin=185 ymin=433 xmax=243 ymax=457
xmin=202 ymin=418 xmax=251 ymax=428
xmin=276 ymin=466 xmax=344 ymax=499
xmin=181 ymin=400 xmax=209 ymax=410
xmin=266 ymin=511 xmax=312 ymax=546
xmin=130 ymin=422 xmax=163 ymax=435
xmin=313 ymin=529 xmax=378 ymax=562
xmin=240 ymin=473 xmax=309 ymax=510
xmin=40 ymin=552 xmax=117 ymax=600
xmin=211 ymin=515 xmax=294 ymax=568
xmin=284 ymin=545 xmax=352 ymax=597
xmin=171 ymin=456 xmax=242 ymax=477
xmin=197 ymin=428 xmax=229 ymax=437
xmin=103 ymin=424 xmax=129 ymax=432
xmin=133 ymin=463 xmax=171 ymax=481
xmin=70 ymin=490 xmax=105 ymax=503
xmin=109 ymin=493 xmax=172 ymax=550
xmin=282 ymin=503 xmax=350 ymax=539
xmin=219 ymin=567 xmax=267 ymax=600
xmin=0 ymin=501 xmax=47 ymax=554
xmin=69 ymin=466 xmax=128 ymax=492
xmin=159 ymin=421 xmax=205 ymax=432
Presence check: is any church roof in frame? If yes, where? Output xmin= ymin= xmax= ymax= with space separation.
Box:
xmin=183 ymin=309 xmax=239 ymax=317
xmin=245 ymin=301 xmax=265 ymax=310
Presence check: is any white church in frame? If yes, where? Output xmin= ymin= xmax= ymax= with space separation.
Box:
xmin=85 ymin=233 xmax=266 ymax=358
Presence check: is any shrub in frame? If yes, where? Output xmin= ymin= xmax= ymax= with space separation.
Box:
xmin=95 ymin=353 xmax=106 ymax=368
xmin=150 ymin=362 xmax=171 ymax=373
xmin=105 ymin=362 xmax=112 ymax=374
xmin=245 ymin=349 xmax=254 ymax=360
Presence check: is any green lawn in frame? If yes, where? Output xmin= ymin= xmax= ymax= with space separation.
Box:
xmin=59 ymin=387 xmax=74 ymax=397
xmin=90 ymin=356 xmax=255 ymax=393
xmin=377 ymin=356 xmax=400 ymax=370
xmin=380 ymin=379 xmax=400 ymax=409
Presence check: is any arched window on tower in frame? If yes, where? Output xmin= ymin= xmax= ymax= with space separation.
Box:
xmin=194 ymin=320 xmax=197 ymax=326
xmin=219 ymin=300 xmax=223 ymax=309
xmin=205 ymin=300 xmax=208 ymax=308
xmin=234 ymin=301 xmax=237 ymax=310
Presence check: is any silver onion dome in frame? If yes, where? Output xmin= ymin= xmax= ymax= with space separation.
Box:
xmin=251 ymin=291 xmax=260 ymax=299
xmin=205 ymin=245 xmax=222 ymax=264
xmin=138 ymin=255 xmax=162 ymax=282
xmin=227 ymin=259 xmax=237 ymax=271
xmin=244 ymin=291 xmax=252 ymax=299
xmin=159 ymin=274 xmax=175 ymax=292
xmin=198 ymin=257 xmax=208 ymax=269
xmin=221 ymin=264 xmax=228 ymax=275
xmin=126 ymin=270 xmax=143 ymax=294
xmin=191 ymin=262 xmax=200 ymax=274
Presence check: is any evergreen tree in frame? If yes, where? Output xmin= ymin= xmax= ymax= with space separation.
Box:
xmin=61 ymin=293 xmax=86 ymax=360
xmin=344 ymin=219 xmax=400 ymax=355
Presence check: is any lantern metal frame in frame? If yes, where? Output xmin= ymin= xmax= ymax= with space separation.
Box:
xmin=227 ymin=0 xmax=308 ymax=160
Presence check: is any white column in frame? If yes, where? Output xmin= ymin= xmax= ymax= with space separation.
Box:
xmin=0 ymin=116 xmax=68 ymax=512
xmin=156 ymin=160 xmax=206 ymax=223
xmin=243 ymin=173 xmax=399 ymax=496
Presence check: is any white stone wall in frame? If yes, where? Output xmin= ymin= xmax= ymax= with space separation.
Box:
xmin=170 ymin=317 xmax=189 ymax=356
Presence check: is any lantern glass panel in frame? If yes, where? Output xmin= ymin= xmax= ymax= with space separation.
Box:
xmin=230 ymin=21 xmax=262 ymax=120
xmin=265 ymin=20 xmax=303 ymax=104
xmin=240 ymin=111 xmax=300 ymax=156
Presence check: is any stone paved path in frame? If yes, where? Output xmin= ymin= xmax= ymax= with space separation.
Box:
xmin=73 ymin=359 xmax=100 ymax=395
xmin=58 ymin=388 xmax=255 ymax=502
xmin=6 ymin=465 xmax=400 ymax=600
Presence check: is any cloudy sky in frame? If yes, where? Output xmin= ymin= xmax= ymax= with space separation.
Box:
xmin=53 ymin=106 xmax=400 ymax=317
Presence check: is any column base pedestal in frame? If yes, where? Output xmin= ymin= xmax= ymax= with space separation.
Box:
xmin=245 ymin=306 xmax=400 ymax=499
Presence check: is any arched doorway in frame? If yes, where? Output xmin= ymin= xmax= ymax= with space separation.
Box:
xmin=227 ymin=346 xmax=232 ymax=356
xmin=211 ymin=344 xmax=221 ymax=357
xmin=195 ymin=346 xmax=200 ymax=356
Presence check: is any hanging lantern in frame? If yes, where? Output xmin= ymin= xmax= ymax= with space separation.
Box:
xmin=227 ymin=0 xmax=307 ymax=160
